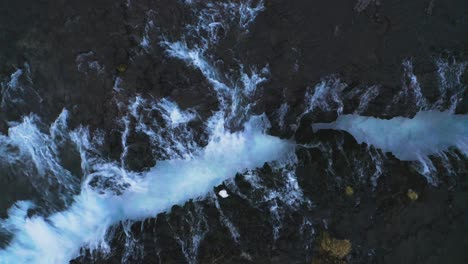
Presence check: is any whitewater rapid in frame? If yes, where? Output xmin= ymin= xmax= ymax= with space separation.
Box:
xmin=0 ymin=115 xmax=294 ymax=264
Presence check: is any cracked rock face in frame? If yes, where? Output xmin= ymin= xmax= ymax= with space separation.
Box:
xmin=0 ymin=0 xmax=467 ymax=263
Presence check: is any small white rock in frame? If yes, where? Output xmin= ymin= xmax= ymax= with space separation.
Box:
xmin=218 ymin=189 xmax=229 ymax=198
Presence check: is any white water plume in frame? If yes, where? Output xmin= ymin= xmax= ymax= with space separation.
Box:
xmin=0 ymin=110 xmax=294 ymax=263
xmin=312 ymin=111 xmax=467 ymax=161
xmin=312 ymin=111 xmax=467 ymax=185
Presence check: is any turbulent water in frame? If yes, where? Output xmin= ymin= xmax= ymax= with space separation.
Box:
xmin=0 ymin=0 xmax=466 ymax=263
xmin=0 ymin=1 xmax=293 ymax=262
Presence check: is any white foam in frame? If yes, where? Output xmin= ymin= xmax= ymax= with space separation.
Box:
xmin=303 ymin=76 xmax=347 ymax=116
xmin=218 ymin=189 xmax=229 ymax=198
xmin=124 ymin=96 xmax=198 ymax=160
xmin=238 ymin=0 xmax=265 ymax=29
xmin=7 ymin=69 xmax=23 ymax=89
xmin=1 ymin=64 xmax=40 ymax=108
xmin=312 ymin=111 xmax=468 ymax=161
xmin=0 ymin=110 xmax=78 ymax=198
xmin=140 ymin=19 xmax=155 ymax=51
xmin=433 ymin=58 xmax=467 ymax=112
xmin=157 ymin=98 xmax=196 ymax=127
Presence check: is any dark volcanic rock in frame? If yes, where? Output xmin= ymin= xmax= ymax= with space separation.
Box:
xmin=234 ymin=0 xmax=468 ymax=126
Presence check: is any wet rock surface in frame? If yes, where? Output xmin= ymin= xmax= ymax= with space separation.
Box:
xmin=1 ymin=0 xmax=467 ymax=263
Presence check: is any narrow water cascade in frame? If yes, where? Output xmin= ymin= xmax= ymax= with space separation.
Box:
xmin=312 ymin=111 xmax=468 ymax=161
